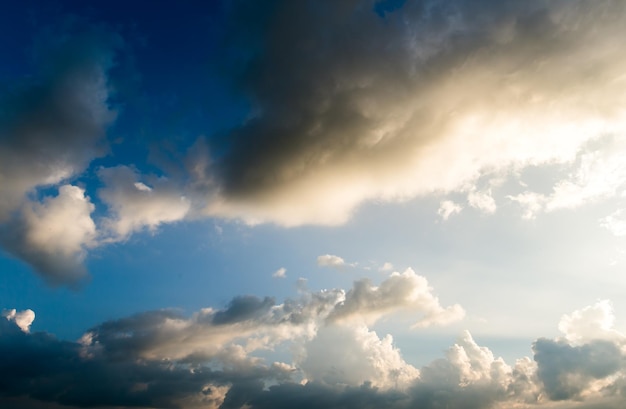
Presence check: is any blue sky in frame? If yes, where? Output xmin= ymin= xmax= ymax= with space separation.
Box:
xmin=2 ymin=1 xmax=626 ymax=408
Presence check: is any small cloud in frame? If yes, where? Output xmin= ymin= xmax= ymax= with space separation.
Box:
xmin=600 ymin=209 xmax=626 ymax=237
xmin=272 ymin=267 xmax=287 ymax=278
xmin=3 ymin=308 xmax=35 ymax=332
xmin=133 ymin=182 xmax=152 ymax=192
xmin=467 ymin=190 xmax=497 ymax=214
xmin=379 ymin=262 xmax=394 ymax=272
xmin=317 ymin=254 xmax=355 ymax=269
xmin=437 ymin=200 xmax=462 ymax=221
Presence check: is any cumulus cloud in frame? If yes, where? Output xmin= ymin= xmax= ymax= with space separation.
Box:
xmin=2 ymin=309 xmax=35 ymax=333
xmin=327 ymin=268 xmax=465 ymax=327
xmin=190 ymin=0 xmax=626 ymax=226
xmin=0 ymin=185 xmax=96 ymax=285
xmin=7 ymin=299 xmax=626 ymax=408
xmin=0 ymin=21 xmax=119 ymax=283
xmin=317 ymin=254 xmax=355 ymax=269
xmin=300 ymin=325 xmax=419 ymax=389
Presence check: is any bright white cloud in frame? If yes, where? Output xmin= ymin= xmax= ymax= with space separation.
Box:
xmin=328 ymin=268 xmax=465 ymax=328
xmin=2 ymin=308 xmax=35 ymax=332
xmin=300 ymin=324 xmax=419 ymax=389
xmin=558 ymin=300 xmax=624 ymax=345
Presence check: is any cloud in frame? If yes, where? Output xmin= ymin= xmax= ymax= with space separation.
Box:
xmin=438 ymin=200 xmax=462 ymax=221
xmin=0 ymin=20 xmax=119 ymax=283
xmin=467 ymin=190 xmax=497 ymax=214
xmin=327 ymin=268 xmax=465 ymax=327
xmin=2 ymin=309 xmax=35 ymax=333
xmin=300 ymin=324 xmax=419 ymax=389
xmin=317 ymin=254 xmax=355 ymax=269
xmin=98 ymin=166 xmax=191 ymax=242
xmin=7 ymin=299 xmax=626 ymax=408
xmin=510 ymin=136 xmax=626 ymax=219
xmin=272 ymin=268 xmax=287 ymax=278
xmin=0 ymin=185 xmax=97 ymax=285
xmin=193 ymin=0 xmax=626 ymax=226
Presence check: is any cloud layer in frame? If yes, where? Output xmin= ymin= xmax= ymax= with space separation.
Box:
xmin=4 ymin=292 xmax=626 ymax=408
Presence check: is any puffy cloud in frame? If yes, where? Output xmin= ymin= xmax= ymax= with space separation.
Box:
xmin=2 ymin=309 xmax=35 ymax=333
xmin=9 ymin=299 xmax=626 ymax=408
xmin=195 ymin=0 xmax=626 ymax=226
xmin=0 ymin=21 xmax=119 ymax=283
xmin=327 ymin=268 xmax=465 ymax=327
xmin=300 ymin=324 xmax=419 ymax=389
xmin=558 ymin=300 xmax=624 ymax=345
xmin=317 ymin=254 xmax=354 ymax=269
xmin=98 ymin=166 xmax=191 ymax=242
xmin=0 ymin=185 xmax=96 ymax=285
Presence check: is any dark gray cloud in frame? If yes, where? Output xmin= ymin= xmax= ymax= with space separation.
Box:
xmin=213 ymin=296 xmax=276 ymax=325
xmin=533 ymin=338 xmax=624 ymax=401
xmin=192 ymin=0 xmax=626 ymax=225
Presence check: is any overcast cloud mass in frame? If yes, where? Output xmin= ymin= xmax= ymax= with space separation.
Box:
xmin=2 ymin=0 xmax=626 ymax=408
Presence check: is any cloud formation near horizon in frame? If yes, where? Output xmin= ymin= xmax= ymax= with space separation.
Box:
xmin=3 ymin=290 xmax=626 ymax=408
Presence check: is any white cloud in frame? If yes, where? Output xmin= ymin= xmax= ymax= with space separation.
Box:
xmin=317 ymin=254 xmax=354 ymax=269
xmin=601 ymin=210 xmax=626 ymax=237
xmin=438 ymin=200 xmax=463 ymax=220
xmin=467 ymin=189 xmax=497 ymax=214
xmin=300 ymin=324 xmax=419 ymax=389
xmin=272 ymin=267 xmax=287 ymax=278
xmin=379 ymin=262 xmax=394 ymax=272
xmin=99 ymin=166 xmax=191 ymax=241
xmin=1 ymin=185 xmax=96 ymax=284
xmin=558 ymin=300 xmax=624 ymax=345
xmin=328 ymin=268 xmax=465 ymax=328
xmin=2 ymin=308 xmax=35 ymax=332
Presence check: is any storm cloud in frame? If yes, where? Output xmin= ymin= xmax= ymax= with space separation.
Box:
xmin=196 ymin=0 xmax=626 ymax=225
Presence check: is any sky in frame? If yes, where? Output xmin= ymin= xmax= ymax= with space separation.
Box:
xmin=2 ymin=0 xmax=626 ymax=408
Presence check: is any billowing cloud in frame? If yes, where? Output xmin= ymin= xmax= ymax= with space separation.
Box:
xmin=2 ymin=309 xmax=35 ymax=333
xmin=0 ymin=21 xmax=119 ymax=283
xmin=0 ymin=185 xmax=96 ymax=285
xmin=300 ymin=324 xmax=419 ymax=389
xmin=327 ymin=268 xmax=465 ymax=327
xmin=6 ymin=299 xmax=626 ymax=408
xmin=193 ymin=0 xmax=626 ymax=226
